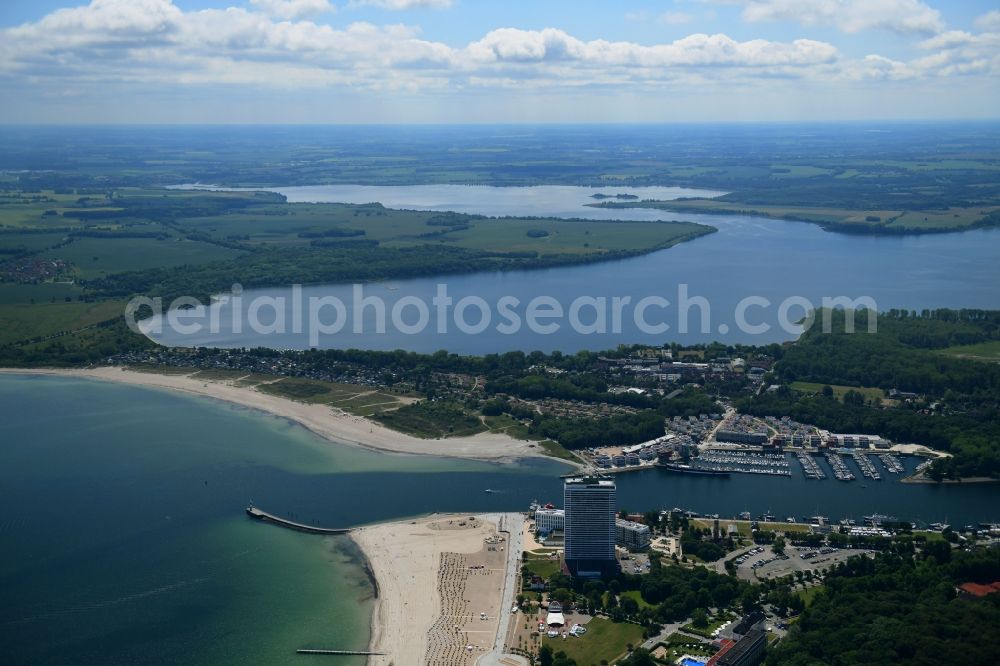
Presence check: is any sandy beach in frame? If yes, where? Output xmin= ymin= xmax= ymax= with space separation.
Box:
xmin=0 ymin=367 xmax=546 ymax=462
xmin=352 ymin=514 xmax=521 ymax=666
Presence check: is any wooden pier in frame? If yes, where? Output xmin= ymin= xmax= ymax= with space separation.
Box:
xmin=296 ymin=649 xmax=385 ymax=656
xmin=245 ymin=506 xmax=351 ymax=535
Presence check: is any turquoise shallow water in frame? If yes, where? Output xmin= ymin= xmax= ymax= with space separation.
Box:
xmin=0 ymin=375 xmax=569 ymax=665
xmin=2 ymin=374 xmax=997 ymax=664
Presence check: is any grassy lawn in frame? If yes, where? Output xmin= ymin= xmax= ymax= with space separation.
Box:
xmin=692 ymin=519 xmax=750 ymax=542
xmin=939 ymin=340 xmax=1000 ymax=362
xmin=791 ymin=381 xmax=885 ymax=402
xmin=484 ymin=414 xmax=532 ymax=438
xmin=658 ymin=633 xmax=715 ymax=660
xmin=621 ymin=589 xmax=656 ymax=610
xmin=537 ymin=439 xmax=583 ymax=463
xmin=682 ymin=611 xmax=735 ymax=638
xmin=796 ymin=585 xmax=825 ymax=608
xmin=542 ymin=617 xmax=645 ymax=666
xmin=523 ymin=557 xmax=562 ymax=581
xmin=912 ymin=530 xmax=949 ymax=543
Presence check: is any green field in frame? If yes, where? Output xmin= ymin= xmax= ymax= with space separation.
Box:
xmin=791 ymin=381 xmax=885 ymax=402
xmin=542 ymin=617 xmax=645 ymax=665
xmin=0 ymin=299 xmax=125 ymax=345
xmin=592 ymin=198 xmax=999 ymax=233
xmin=0 ymin=232 xmax=70 ymax=253
xmin=0 ymin=282 xmax=83 ymax=305
xmin=40 ymin=237 xmax=244 ymax=279
xmin=939 ymin=340 xmax=1000 ymax=362
xmin=181 ymin=200 xmax=711 ymax=257
xmin=443 ymin=218 xmax=707 ymax=255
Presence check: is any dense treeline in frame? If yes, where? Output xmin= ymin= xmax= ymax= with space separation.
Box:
xmin=766 ymin=549 xmax=1000 ymax=665
xmin=529 ymin=411 xmax=665 ymax=450
xmin=84 ymin=242 xmax=692 ymax=303
xmin=542 ymin=556 xmax=757 ymax=626
xmin=487 ymin=374 xmax=648 ymax=407
xmin=777 ymin=310 xmax=1000 ymax=397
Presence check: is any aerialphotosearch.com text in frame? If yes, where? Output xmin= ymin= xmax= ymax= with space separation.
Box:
xmin=127 ymin=283 xmax=878 ymax=346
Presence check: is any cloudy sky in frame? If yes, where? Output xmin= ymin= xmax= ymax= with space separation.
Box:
xmin=0 ymin=0 xmax=997 ymax=123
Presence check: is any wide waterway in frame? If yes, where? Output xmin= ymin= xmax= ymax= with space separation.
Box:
xmin=2 ymin=375 xmax=997 ymax=664
xmin=152 ymin=184 xmax=1000 ymax=354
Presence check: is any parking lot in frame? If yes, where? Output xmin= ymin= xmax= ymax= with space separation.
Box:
xmin=618 ymin=551 xmax=652 ymax=575
xmin=735 ymin=544 xmax=874 ymax=581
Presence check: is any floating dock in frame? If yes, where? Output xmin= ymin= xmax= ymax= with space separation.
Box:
xmin=245 ymin=506 xmax=350 ymax=535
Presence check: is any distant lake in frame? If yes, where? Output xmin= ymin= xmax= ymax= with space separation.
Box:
xmin=152 ymin=184 xmax=1000 ymax=354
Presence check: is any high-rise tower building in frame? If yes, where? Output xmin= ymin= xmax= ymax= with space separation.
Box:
xmin=563 ymin=476 xmax=617 ymax=577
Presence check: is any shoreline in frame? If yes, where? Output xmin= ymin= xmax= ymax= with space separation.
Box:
xmin=0 ymin=366 xmax=557 ymax=464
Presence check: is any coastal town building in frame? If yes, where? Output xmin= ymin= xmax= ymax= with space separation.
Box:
xmin=534 ymin=507 xmax=565 ymax=536
xmin=615 ymin=518 xmax=651 ymax=551
xmin=711 ymin=629 xmax=767 ymax=666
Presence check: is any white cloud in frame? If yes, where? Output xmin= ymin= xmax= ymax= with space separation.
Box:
xmin=738 ymin=0 xmax=945 ymax=35
xmin=250 ymin=0 xmax=334 ymax=20
xmin=348 ymin=0 xmax=453 ymax=9
xmin=659 ymin=11 xmax=694 ymax=26
xmin=464 ymin=28 xmax=837 ymax=68
xmin=974 ymin=10 xmax=1000 ymax=32
xmin=1 ymin=0 xmax=994 ymax=99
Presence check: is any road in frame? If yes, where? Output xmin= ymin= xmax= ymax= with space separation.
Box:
xmin=478 ymin=512 xmax=528 ymax=666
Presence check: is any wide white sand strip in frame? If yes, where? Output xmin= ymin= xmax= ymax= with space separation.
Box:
xmin=0 ymin=367 xmax=544 ymax=462
xmin=352 ymin=514 xmax=508 ymax=666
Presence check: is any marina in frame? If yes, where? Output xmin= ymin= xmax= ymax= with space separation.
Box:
xmin=655 ymin=449 xmax=926 ymax=483
xmin=851 ymin=452 xmax=882 ymax=481
xmin=689 ymin=451 xmax=792 ymax=477
xmin=824 ymin=451 xmax=856 ymax=481
xmin=796 ymin=452 xmax=826 ymax=480
xmin=879 ymin=453 xmax=905 ymax=474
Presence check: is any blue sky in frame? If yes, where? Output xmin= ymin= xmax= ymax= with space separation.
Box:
xmin=0 ymin=0 xmax=997 ymax=123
